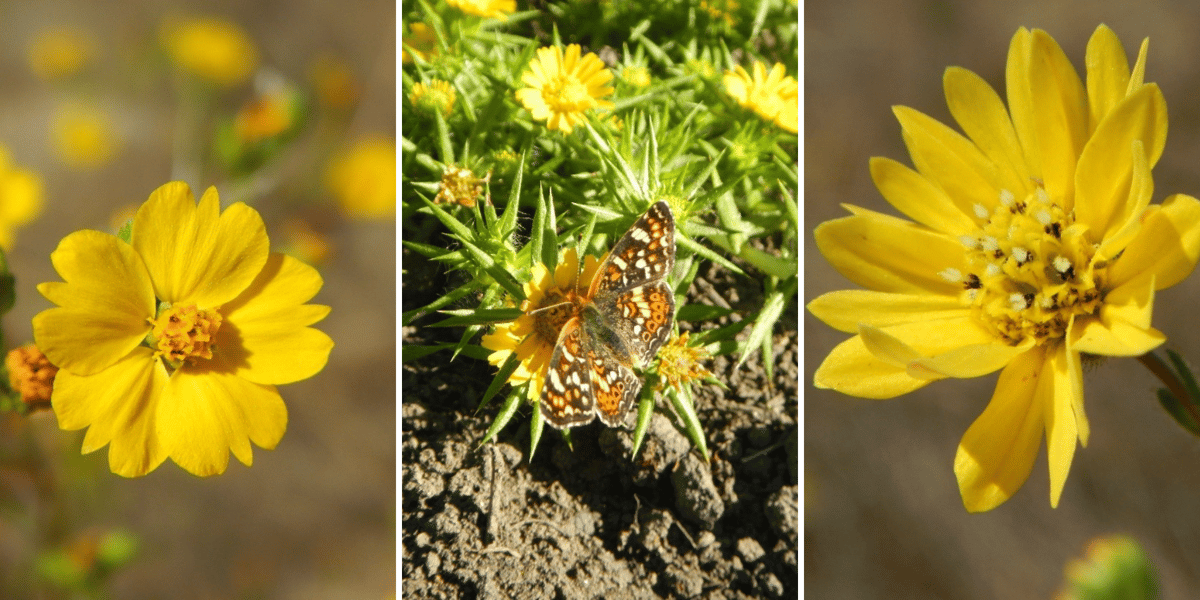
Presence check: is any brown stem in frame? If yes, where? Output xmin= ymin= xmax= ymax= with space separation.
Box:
xmin=1137 ymin=352 xmax=1200 ymax=428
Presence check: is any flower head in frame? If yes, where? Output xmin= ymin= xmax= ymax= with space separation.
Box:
xmin=161 ymin=16 xmax=258 ymax=87
xmin=27 ymin=27 xmax=95 ymax=80
xmin=723 ymin=61 xmax=798 ymax=133
xmin=0 ymin=147 xmax=43 ymax=250
xmin=33 ymin=182 xmax=333 ymax=477
xmin=6 ymin=345 xmax=57 ymax=411
xmin=409 ymin=80 xmax=456 ymax=118
xmin=309 ymin=54 xmax=360 ymax=111
xmin=325 ymin=136 xmax=396 ymax=220
xmin=622 ymin=66 xmax=651 ymax=89
xmin=447 ymin=0 xmax=516 ymax=20
xmin=52 ymin=103 xmax=120 ymax=170
xmin=402 ymin=23 xmax=438 ymax=65
xmin=434 ymin=165 xmax=487 ymax=208
xmin=809 ymin=25 xmax=1200 ymax=511
xmin=515 ymin=44 xmax=615 ymax=133
xmin=655 ymin=332 xmax=714 ymax=392
xmin=482 ymin=248 xmax=603 ymax=403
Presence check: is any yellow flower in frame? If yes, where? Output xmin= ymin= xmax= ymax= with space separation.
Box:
xmin=6 ymin=345 xmax=57 ymax=411
xmin=447 ymin=0 xmax=516 ymax=20
xmin=656 ymin=332 xmax=714 ymax=392
xmin=326 ymin=136 xmax=396 ymax=220
xmin=161 ymin=16 xmax=258 ymax=87
xmin=482 ymin=248 xmax=603 ymax=403
xmin=309 ymin=53 xmax=359 ymax=111
xmin=434 ymin=165 xmax=486 ymax=208
xmin=52 ymin=103 xmax=119 ymax=170
xmin=33 ymin=182 xmax=333 ymax=477
xmin=700 ymin=0 xmax=739 ymax=27
xmin=0 ymin=147 xmax=43 ymax=250
xmin=809 ymin=25 xmax=1200 ymax=511
xmin=409 ymin=80 xmax=456 ymax=118
xmin=722 ymin=61 xmax=797 ymax=134
xmin=402 ymin=22 xmax=438 ymax=65
xmin=516 ymin=44 xmax=615 ymax=133
xmin=28 ymin=27 xmax=95 ymax=80
xmin=234 ymin=91 xmax=297 ymax=143
xmin=622 ymin=65 xmax=651 ymax=89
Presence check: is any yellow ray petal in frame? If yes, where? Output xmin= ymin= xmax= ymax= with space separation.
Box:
xmin=1043 ymin=343 xmax=1083 ymax=508
xmin=894 ymin=105 xmax=1003 ymax=214
xmin=218 ymin=253 xmax=333 ymax=385
xmin=33 ymin=230 xmax=155 ymax=375
xmin=1108 ymin=194 xmax=1200 ymax=291
xmin=869 ymin=157 xmax=976 ymax=236
xmin=1025 ymin=29 xmax=1088 ymax=206
xmin=814 ymin=207 xmax=965 ymax=295
xmin=133 ymin=182 xmax=269 ymax=306
xmin=943 ymin=66 xmax=1031 ymax=198
xmin=51 ymin=348 xmax=168 ymax=477
xmin=813 ymin=335 xmax=929 ymax=399
xmin=806 ymin=290 xmax=968 ymax=334
xmin=1085 ymin=24 xmax=1132 ymax=129
xmin=1074 ymin=86 xmax=1166 ymax=238
xmin=156 ymin=368 xmax=287 ymax=476
xmin=955 ymin=344 xmax=1047 ymax=512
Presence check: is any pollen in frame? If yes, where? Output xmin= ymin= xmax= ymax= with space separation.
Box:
xmin=945 ymin=184 xmax=1103 ymax=345
xmin=151 ymin=304 xmax=223 ymax=365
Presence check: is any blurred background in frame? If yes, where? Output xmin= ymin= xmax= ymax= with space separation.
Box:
xmin=806 ymin=0 xmax=1200 ymax=597
xmin=0 ymin=1 xmax=395 ymax=598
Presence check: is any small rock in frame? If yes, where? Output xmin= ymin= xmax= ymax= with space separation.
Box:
xmin=672 ymin=453 xmax=725 ymax=529
xmin=696 ymin=530 xmax=716 ymax=549
xmin=415 ymin=532 xmax=431 ymax=548
xmin=758 ymin=571 xmax=784 ymax=599
xmin=736 ymin=537 xmax=765 ymax=563
xmin=763 ymin=485 xmax=798 ymax=543
xmin=425 ymin=551 xmax=441 ymax=575
xmin=662 ymin=565 xmax=703 ymax=598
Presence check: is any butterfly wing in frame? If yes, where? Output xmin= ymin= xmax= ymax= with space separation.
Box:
xmin=539 ymin=316 xmax=597 ymax=429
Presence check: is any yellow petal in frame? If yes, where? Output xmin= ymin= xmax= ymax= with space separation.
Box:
xmin=893 ymin=105 xmax=1002 ymax=213
xmin=156 ymin=368 xmax=287 ymax=476
xmin=1072 ymin=275 xmax=1164 ymax=357
xmin=806 ymin=289 xmax=968 ymax=334
xmin=1074 ymin=86 xmax=1166 ymax=238
xmin=133 ymin=182 xmax=269 ymax=306
xmin=218 ymin=253 xmax=333 ymax=385
xmin=1095 ymin=140 xmax=1152 ymax=260
xmin=51 ymin=348 xmax=169 ymax=477
xmin=1008 ymin=29 xmax=1088 ymax=206
xmin=869 ymin=157 xmax=976 ymax=235
xmin=955 ymin=344 xmax=1047 ymax=512
xmin=1108 ymin=194 xmax=1200 ymax=291
xmin=856 ymin=322 xmax=1028 ymax=380
xmin=813 ymin=334 xmax=929 ymax=399
xmin=943 ymin=66 xmax=1032 ymax=198
xmin=1085 ymin=24 xmax=1131 ymax=128
xmin=1043 ymin=344 xmax=1083 ymax=508
xmin=33 ymin=230 xmax=156 ymax=375
xmin=814 ymin=207 xmax=965 ymax=295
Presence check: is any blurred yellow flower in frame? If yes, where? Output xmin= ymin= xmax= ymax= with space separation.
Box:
xmin=622 ymin=65 xmax=651 ymax=89
xmin=0 ymin=147 xmax=44 ymax=250
xmin=723 ymin=61 xmax=797 ymax=133
xmin=309 ymin=54 xmax=360 ymax=111
xmin=447 ymin=0 xmax=516 ymax=20
xmin=234 ymin=91 xmax=297 ymax=143
xmin=326 ymin=136 xmax=396 ymax=219
xmin=402 ymin=22 xmax=438 ymax=65
xmin=516 ymin=44 xmax=615 ymax=133
xmin=409 ymin=80 xmax=456 ymax=118
xmin=52 ymin=103 xmax=119 ymax=170
xmin=161 ymin=16 xmax=258 ymax=87
xmin=809 ymin=25 xmax=1200 ymax=511
xmin=28 ymin=27 xmax=96 ymax=80
xmin=33 ymin=182 xmax=333 ymax=477
xmin=277 ymin=218 xmax=332 ymax=267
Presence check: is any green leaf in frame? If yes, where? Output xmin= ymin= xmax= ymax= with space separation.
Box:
xmin=529 ymin=400 xmax=544 ymax=460
xmin=630 ymin=392 xmax=656 ymax=459
xmin=669 ymin=387 xmax=709 ymax=462
xmin=676 ymin=303 xmax=735 ymax=322
xmin=737 ymin=287 xmax=789 ymax=369
xmin=479 ymin=391 xmax=522 ymax=447
xmin=429 ymin=307 xmax=524 ymax=328
xmin=477 ymin=352 xmax=520 ymax=414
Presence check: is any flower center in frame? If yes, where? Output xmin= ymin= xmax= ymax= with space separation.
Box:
xmin=940 ymin=186 xmax=1104 ymax=345
xmin=546 ymin=76 xmax=593 ymax=112
xmin=528 ymin=287 xmax=584 ymax=346
xmin=150 ymin=304 xmax=223 ymax=365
